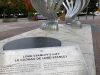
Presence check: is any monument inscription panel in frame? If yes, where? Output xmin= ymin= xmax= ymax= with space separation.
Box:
xmin=0 ymin=46 xmax=89 ymax=75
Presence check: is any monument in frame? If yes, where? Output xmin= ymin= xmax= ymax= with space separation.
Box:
xmin=0 ymin=0 xmax=96 ymax=75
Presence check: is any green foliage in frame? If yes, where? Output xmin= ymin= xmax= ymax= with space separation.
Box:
xmin=15 ymin=0 xmax=27 ymax=13
xmin=82 ymin=0 xmax=98 ymax=13
xmin=0 ymin=0 xmax=27 ymax=14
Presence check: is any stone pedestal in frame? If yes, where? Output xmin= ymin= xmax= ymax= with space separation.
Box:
xmin=0 ymin=24 xmax=96 ymax=75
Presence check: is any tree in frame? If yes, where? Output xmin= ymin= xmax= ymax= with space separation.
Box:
xmin=22 ymin=0 xmax=37 ymax=20
xmin=82 ymin=0 xmax=98 ymax=13
xmin=15 ymin=0 xmax=27 ymax=14
xmin=0 ymin=0 xmax=27 ymax=18
xmin=88 ymin=0 xmax=98 ymax=12
xmin=22 ymin=0 xmax=33 ymax=12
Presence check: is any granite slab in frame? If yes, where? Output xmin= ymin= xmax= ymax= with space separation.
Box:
xmin=0 ymin=24 xmax=96 ymax=75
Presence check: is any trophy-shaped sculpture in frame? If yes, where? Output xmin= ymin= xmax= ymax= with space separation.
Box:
xmin=63 ymin=0 xmax=90 ymax=27
xmin=31 ymin=0 xmax=63 ymax=30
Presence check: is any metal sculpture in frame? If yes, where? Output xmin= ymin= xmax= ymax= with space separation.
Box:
xmin=31 ymin=0 xmax=63 ymax=30
xmin=63 ymin=0 xmax=90 ymax=26
xmin=31 ymin=0 xmax=90 ymax=29
xmin=63 ymin=0 xmax=90 ymax=18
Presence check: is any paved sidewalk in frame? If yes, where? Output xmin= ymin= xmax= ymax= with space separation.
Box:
xmin=92 ymin=26 xmax=100 ymax=75
xmin=0 ymin=18 xmax=41 ymax=40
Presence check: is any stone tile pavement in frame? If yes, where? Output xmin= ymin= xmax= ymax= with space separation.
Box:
xmin=92 ymin=26 xmax=100 ymax=75
xmin=0 ymin=18 xmax=41 ymax=40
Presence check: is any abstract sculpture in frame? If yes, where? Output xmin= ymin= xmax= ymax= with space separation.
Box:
xmin=63 ymin=0 xmax=90 ymax=25
xmin=31 ymin=0 xmax=90 ymax=29
xmin=31 ymin=0 xmax=63 ymax=30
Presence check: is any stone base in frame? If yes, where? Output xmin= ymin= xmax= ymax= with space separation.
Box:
xmin=0 ymin=24 xmax=96 ymax=75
